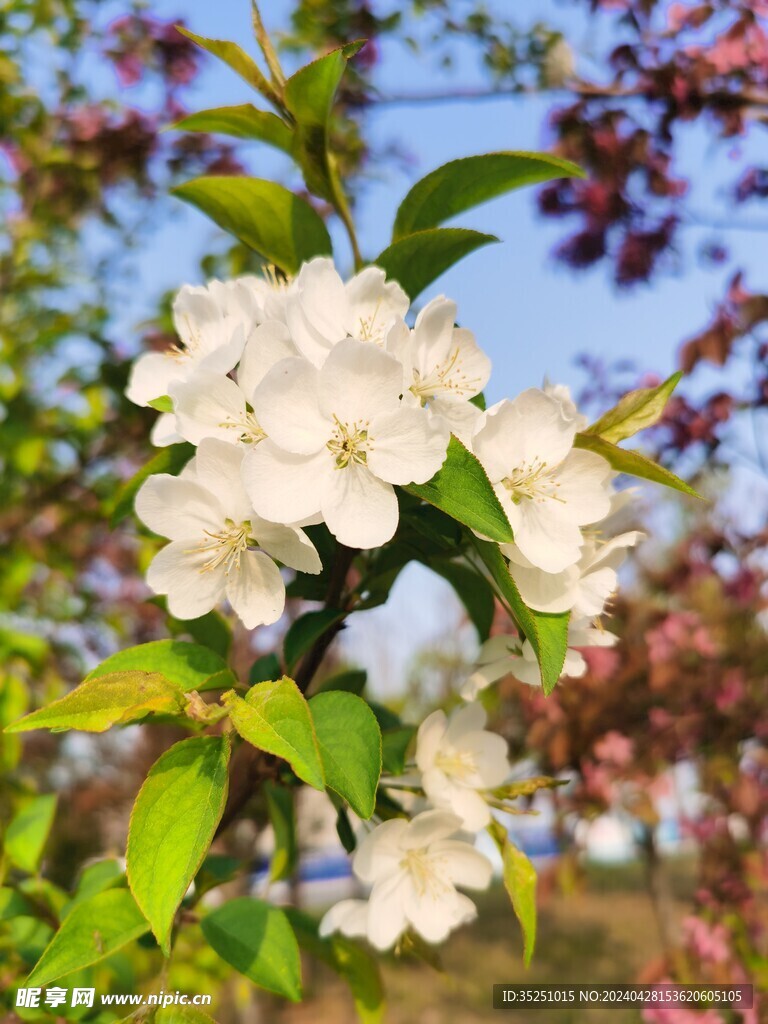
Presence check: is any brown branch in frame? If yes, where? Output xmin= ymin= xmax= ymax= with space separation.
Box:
xmin=215 ymin=542 xmax=359 ymax=837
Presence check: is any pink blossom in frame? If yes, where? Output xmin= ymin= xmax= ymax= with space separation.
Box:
xmin=593 ymin=731 xmax=634 ymax=767
xmin=682 ymin=915 xmax=731 ymax=964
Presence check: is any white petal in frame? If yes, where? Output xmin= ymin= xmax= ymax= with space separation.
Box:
xmin=135 ymin=475 xmax=223 ymax=541
xmin=318 ymin=340 xmax=403 ymax=424
xmin=444 ymin=702 xmax=487 ymax=743
xmin=472 ymin=390 xmax=575 ymax=483
xmin=225 ymin=549 xmax=285 ymax=629
xmin=401 ymin=809 xmax=461 ymax=850
xmin=146 ymin=540 xmax=225 ymax=619
xmin=345 ymin=266 xmax=409 ymax=344
xmin=126 ymin=352 xmax=182 ymax=406
xmin=460 ymin=732 xmax=510 ymax=787
xmin=428 ymin=397 xmax=482 ymax=446
xmin=193 ymin=438 xmax=253 ymax=522
xmin=366 ymin=873 xmax=409 ymax=950
xmin=254 ymin=357 xmax=328 ymax=455
xmin=321 ymin=463 xmax=398 ymax=548
xmin=367 ymin=407 xmax=449 ymax=485
xmin=150 ymin=413 xmax=184 ymax=447
xmin=509 ymin=498 xmax=584 ymax=573
xmin=171 ymin=374 xmax=250 ymax=446
xmin=353 ymin=818 xmax=408 ymax=884
xmin=196 ymin=321 xmax=247 ymax=375
xmin=242 ymin=443 xmax=326 ymax=525
xmin=440 ymin=787 xmax=492 ymax=831
xmin=553 ymin=449 xmax=613 ymax=524
xmin=508 ymin=560 xmax=580 ymax=614
xmin=415 ymin=710 xmax=448 ymax=772
xmin=319 ymin=899 xmax=369 ymax=940
xmin=405 ymin=881 xmax=477 ymax=944
xmin=286 ymin=258 xmax=348 ymax=365
xmin=237 ymin=321 xmax=298 ymax=400
xmin=574 ymin=566 xmax=616 ymax=618
xmin=252 ymin=519 xmax=322 ymax=574
xmin=431 ymin=841 xmax=494 ymax=890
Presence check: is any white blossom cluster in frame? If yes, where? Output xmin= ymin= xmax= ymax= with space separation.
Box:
xmin=127 ymin=256 xmax=644 ymax=951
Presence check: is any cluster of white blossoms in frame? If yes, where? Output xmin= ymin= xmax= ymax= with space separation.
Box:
xmin=127 ymin=256 xmax=644 ymax=951
xmin=320 ymin=702 xmax=508 ymax=950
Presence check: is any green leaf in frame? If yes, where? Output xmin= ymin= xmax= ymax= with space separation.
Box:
xmin=87 ymin=640 xmax=236 ymax=693
xmin=264 ymin=783 xmax=297 ymax=883
xmin=4 ymin=795 xmax=57 ymax=873
xmin=405 ymin=436 xmax=513 ymax=544
xmin=153 ymin=1008 xmax=218 ymax=1024
xmin=574 ymin=432 xmax=702 ymax=498
xmin=173 ymin=177 xmax=332 ymax=276
xmin=428 ymin=559 xmax=495 ymax=640
xmin=393 ymin=151 xmax=584 ymax=239
xmin=311 ymin=668 xmax=367 ymax=697
xmin=0 ymin=887 xmax=32 ymax=922
xmin=287 ymin=908 xmax=385 ymax=1023
xmin=147 ymin=395 xmax=173 ymax=413
xmin=474 ymin=539 xmax=569 ymax=695
xmin=284 ymin=45 xmax=361 ymax=200
xmin=375 ymin=228 xmax=498 ymax=301
xmin=494 ymin=776 xmax=567 ymax=800
xmin=309 ymin=692 xmax=381 ymax=819
xmin=5 ymin=672 xmax=186 ymax=734
xmin=502 ymin=839 xmax=537 ymax=967
xmin=222 ymin=679 xmax=325 ymax=791
xmin=172 ymin=105 xmax=294 ymax=154
xmin=169 ymin=610 xmax=232 ymax=660
xmin=586 ymin=371 xmax=683 ymax=444
xmin=67 ymin=859 xmax=124 ymax=913
xmin=381 ymin=726 xmax=416 ymax=776
xmin=176 ymin=28 xmax=277 ymax=102
xmin=111 ymin=443 xmax=194 ymax=526
xmin=201 ymin=897 xmax=301 ymax=1001
xmin=284 ymin=608 xmax=345 ymax=673
xmin=127 ymin=735 xmax=230 ymax=955
xmin=249 ymin=652 xmax=281 ymax=684
xmin=26 ymin=888 xmax=149 ymax=987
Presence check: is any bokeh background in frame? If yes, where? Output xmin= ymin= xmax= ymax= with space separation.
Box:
xmin=1 ymin=1 xmax=767 ymax=1021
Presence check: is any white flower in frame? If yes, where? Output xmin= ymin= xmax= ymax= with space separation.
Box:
xmin=169 ymin=322 xmax=297 ymax=447
xmin=126 ymin=284 xmax=246 ymax=410
xmin=135 ymin=439 xmax=321 ymax=628
xmin=319 ymin=810 xmax=492 ymax=950
xmin=415 ymin=703 xmax=509 ymax=830
xmin=464 ymin=620 xmax=618 ymax=697
xmin=543 ymin=381 xmax=588 ymax=431
xmin=387 ymin=296 xmax=490 ymax=443
xmin=241 ymin=340 xmax=449 ymax=548
xmin=471 ymin=389 xmax=613 ymax=573
xmin=504 ymin=530 xmax=642 ymax=615
xmin=285 ymin=257 xmax=409 ymax=366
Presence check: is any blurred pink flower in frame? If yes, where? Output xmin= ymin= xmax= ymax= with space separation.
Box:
xmin=682 ymin=915 xmax=731 ymax=964
xmin=593 ymin=730 xmax=634 ymax=767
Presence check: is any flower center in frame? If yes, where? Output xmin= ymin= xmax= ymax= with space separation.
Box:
xmin=502 ymin=457 xmax=564 ymax=505
xmin=327 ymin=415 xmax=371 ymax=468
xmin=410 ymin=346 xmax=481 ymax=403
xmin=434 ymin=748 xmax=476 ymax=782
xmin=399 ymin=849 xmax=451 ymax=899
xmin=219 ymin=409 xmax=266 ymax=445
xmin=195 ymin=520 xmax=251 ymax=575
xmin=356 ymin=300 xmax=385 ymax=345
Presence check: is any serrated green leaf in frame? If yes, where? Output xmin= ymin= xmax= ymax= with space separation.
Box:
xmin=574 ymin=432 xmax=702 ymax=498
xmin=502 ymin=839 xmax=537 ymax=967
xmin=223 ymin=679 xmax=324 ymax=791
xmin=201 ymin=897 xmax=301 ymax=1001
xmin=309 ymin=692 xmax=381 ymax=819
xmin=264 ymin=783 xmax=297 ymax=883
xmin=111 ymin=443 xmax=194 ymax=526
xmin=5 ymin=672 xmax=186 ymax=734
xmin=172 ymin=104 xmax=294 ymax=153
xmin=284 ymin=46 xmax=354 ymax=200
xmin=87 ymin=640 xmax=236 ymax=693
xmin=4 ymin=795 xmax=57 ymax=873
xmin=287 ymin=908 xmax=384 ymax=1023
xmin=474 ymin=539 xmax=569 ymax=695
xmin=26 ymin=888 xmax=149 ymax=987
xmin=173 ymin=177 xmax=332 ymax=275
xmin=284 ymin=608 xmax=345 ymax=673
xmin=375 ymin=228 xmax=498 ymax=301
xmin=176 ymin=28 xmax=277 ymax=102
xmin=394 ymin=151 xmax=584 ymax=239
xmin=405 ymin=435 xmax=513 ymax=544
xmin=587 ymin=371 xmax=683 ymax=444
xmin=127 ymin=735 xmax=230 ymax=955
xmin=428 ymin=559 xmax=495 ymax=640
